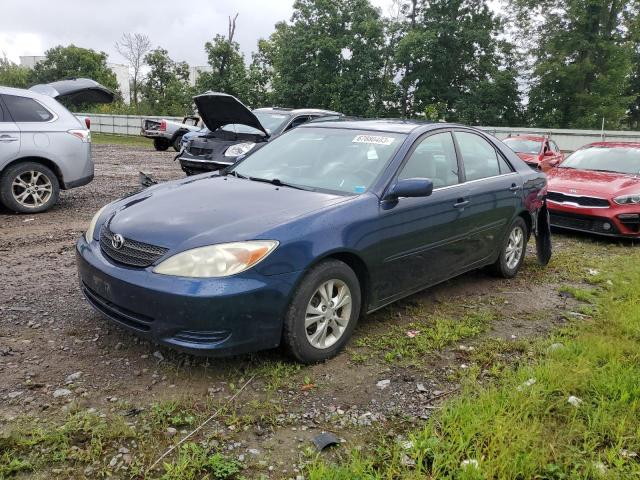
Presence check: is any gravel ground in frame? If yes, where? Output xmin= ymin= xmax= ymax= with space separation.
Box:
xmin=0 ymin=143 xmax=574 ymax=477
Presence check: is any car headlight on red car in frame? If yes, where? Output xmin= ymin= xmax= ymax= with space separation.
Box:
xmin=224 ymin=142 xmax=256 ymax=157
xmin=613 ymin=194 xmax=640 ymax=205
xmin=153 ymin=241 xmax=278 ymax=278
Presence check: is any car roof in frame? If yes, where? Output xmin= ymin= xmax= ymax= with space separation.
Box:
xmin=298 ymin=118 xmax=457 ymax=134
xmin=583 ymin=141 xmax=640 ymax=149
xmin=0 ymin=85 xmax=40 ymax=98
xmin=254 ymin=107 xmax=342 ymax=116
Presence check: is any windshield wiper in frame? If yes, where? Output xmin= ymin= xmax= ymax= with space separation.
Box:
xmin=223 ymin=169 xmax=248 ymax=179
xmin=248 ymin=177 xmax=314 ymax=191
xmin=587 ymin=169 xmax=618 ymax=174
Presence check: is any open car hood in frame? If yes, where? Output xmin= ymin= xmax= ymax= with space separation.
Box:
xmin=194 ymin=92 xmax=268 ymax=136
xmin=29 ymin=78 xmax=115 ymax=105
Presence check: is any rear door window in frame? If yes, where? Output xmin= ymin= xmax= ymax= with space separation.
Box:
xmin=3 ymin=95 xmax=54 ymax=122
xmin=455 ymin=131 xmax=503 ymax=181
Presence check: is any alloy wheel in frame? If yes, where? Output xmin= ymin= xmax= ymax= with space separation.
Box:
xmin=505 ymin=225 xmax=524 ymax=270
xmin=305 ymin=279 xmax=352 ymax=350
xmin=11 ymin=170 xmax=53 ymax=208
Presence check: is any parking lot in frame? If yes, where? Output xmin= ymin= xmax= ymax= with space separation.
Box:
xmin=2 ymin=140 xmax=631 ymax=477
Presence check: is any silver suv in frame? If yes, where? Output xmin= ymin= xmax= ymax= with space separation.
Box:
xmin=0 ymin=78 xmax=113 ymax=213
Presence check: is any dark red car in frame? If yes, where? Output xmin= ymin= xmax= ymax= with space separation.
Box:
xmin=503 ymin=135 xmax=564 ymax=171
xmin=546 ymin=142 xmax=640 ymax=238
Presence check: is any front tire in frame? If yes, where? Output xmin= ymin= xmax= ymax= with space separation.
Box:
xmin=0 ymin=162 xmax=60 ymax=213
xmin=153 ymin=138 xmax=170 ymax=151
xmin=172 ymin=134 xmax=184 ymax=152
xmin=491 ymin=217 xmax=528 ymax=278
xmin=283 ymin=260 xmax=361 ymax=363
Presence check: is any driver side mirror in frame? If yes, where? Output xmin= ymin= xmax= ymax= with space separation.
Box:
xmin=385 ymin=178 xmax=434 ymax=201
xmin=544 ymin=150 xmax=555 ymax=157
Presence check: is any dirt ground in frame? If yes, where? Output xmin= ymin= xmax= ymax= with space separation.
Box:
xmin=0 ymin=143 xmax=585 ymax=478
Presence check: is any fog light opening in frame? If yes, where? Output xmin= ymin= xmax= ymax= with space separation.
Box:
xmin=603 ymin=222 xmax=612 ymax=231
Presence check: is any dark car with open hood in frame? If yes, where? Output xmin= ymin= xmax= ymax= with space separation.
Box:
xmin=77 ymin=119 xmax=551 ymax=362
xmin=177 ymin=92 xmax=342 ymax=175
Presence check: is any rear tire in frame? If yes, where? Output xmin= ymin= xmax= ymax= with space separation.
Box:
xmin=490 ymin=216 xmax=528 ymax=278
xmin=0 ymin=162 xmax=60 ymax=213
xmin=153 ymin=138 xmax=170 ymax=151
xmin=283 ymin=260 xmax=361 ymax=363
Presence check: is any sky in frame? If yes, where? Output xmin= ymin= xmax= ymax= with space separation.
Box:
xmin=0 ymin=0 xmax=394 ymax=67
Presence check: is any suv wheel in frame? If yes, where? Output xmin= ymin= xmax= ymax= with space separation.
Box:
xmin=283 ymin=260 xmax=361 ymax=363
xmin=173 ymin=134 xmax=184 ymax=152
xmin=0 ymin=162 xmax=60 ymax=213
xmin=153 ymin=138 xmax=170 ymax=151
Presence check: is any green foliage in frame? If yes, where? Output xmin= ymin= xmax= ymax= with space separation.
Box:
xmin=0 ymin=55 xmax=31 ymax=88
xmin=264 ymin=0 xmax=391 ymax=116
xmin=196 ymin=35 xmax=249 ymax=101
xmin=395 ymin=0 xmax=523 ymax=124
xmin=30 ymin=45 xmax=120 ymax=95
xmin=512 ymin=0 xmax=637 ymax=129
xmin=141 ymin=48 xmax=193 ymax=116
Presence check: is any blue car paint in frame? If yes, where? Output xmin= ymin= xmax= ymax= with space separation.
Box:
xmin=76 ymin=121 xmax=547 ymax=356
xmin=180 ymin=128 xmax=209 ymax=148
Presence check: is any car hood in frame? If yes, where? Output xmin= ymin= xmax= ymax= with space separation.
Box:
xmin=106 ymin=175 xmax=346 ymax=251
xmin=547 ymin=167 xmax=640 ymax=197
xmin=194 ymin=92 xmax=268 ymax=136
xmin=29 ymin=78 xmax=115 ymax=105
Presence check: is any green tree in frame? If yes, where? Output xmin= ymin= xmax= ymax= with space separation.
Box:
xmin=513 ymin=0 xmax=636 ymax=129
xmin=31 ymin=45 xmax=120 ymax=94
xmin=265 ymin=0 xmax=390 ymax=116
xmin=394 ymin=0 xmax=522 ymax=125
xmin=141 ymin=48 xmax=193 ymax=116
xmin=0 ymin=55 xmax=31 ymax=88
xmin=196 ymin=14 xmax=250 ymax=100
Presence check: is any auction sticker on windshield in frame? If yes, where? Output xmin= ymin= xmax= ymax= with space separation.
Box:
xmin=352 ymin=134 xmax=395 ymax=145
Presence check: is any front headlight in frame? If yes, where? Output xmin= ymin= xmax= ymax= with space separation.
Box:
xmin=85 ymin=205 xmax=108 ymax=242
xmin=153 ymin=241 xmax=279 ymax=278
xmin=224 ymin=142 xmax=255 ymax=157
xmin=613 ymin=194 xmax=640 ymax=205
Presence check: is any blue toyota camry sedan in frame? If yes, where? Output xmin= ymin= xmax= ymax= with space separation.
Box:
xmin=76 ymin=119 xmax=549 ymax=362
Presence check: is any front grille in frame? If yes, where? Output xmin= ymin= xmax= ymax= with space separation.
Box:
xmin=82 ymin=282 xmax=153 ymax=331
xmin=100 ymin=225 xmax=168 ymax=268
xmin=547 ymin=191 xmax=610 ymax=208
xmin=188 ymin=147 xmax=213 ymax=156
xmin=550 ymin=212 xmax=619 ymax=235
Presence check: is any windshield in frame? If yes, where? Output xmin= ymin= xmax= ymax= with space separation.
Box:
xmin=503 ymin=138 xmax=542 ymax=154
xmin=221 ymin=111 xmax=289 ymax=135
xmin=560 ymin=147 xmax=640 ymax=175
xmin=232 ymin=127 xmax=406 ymax=194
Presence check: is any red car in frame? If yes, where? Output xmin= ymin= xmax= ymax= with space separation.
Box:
xmin=502 ymin=135 xmax=564 ymax=171
xmin=546 ymin=142 xmax=640 ymax=238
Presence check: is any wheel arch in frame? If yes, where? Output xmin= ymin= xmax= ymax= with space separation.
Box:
xmin=302 ymin=249 xmax=372 ymax=315
xmin=518 ymin=209 xmax=534 ymax=239
xmin=0 ymin=156 xmax=64 ymax=188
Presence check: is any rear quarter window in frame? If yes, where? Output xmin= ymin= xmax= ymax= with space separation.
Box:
xmin=3 ymin=95 xmax=54 ymax=122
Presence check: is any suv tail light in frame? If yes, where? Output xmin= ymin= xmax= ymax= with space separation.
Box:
xmin=84 ymin=117 xmax=91 ymax=129
xmin=68 ymin=129 xmax=91 ymax=143
xmin=159 ymin=120 xmax=167 ymax=132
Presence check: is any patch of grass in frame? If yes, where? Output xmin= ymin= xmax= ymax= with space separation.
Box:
xmin=160 ymin=443 xmax=242 ymax=480
xmin=354 ymin=308 xmax=495 ymax=364
xmin=92 ymin=132 xmax=153 ymax=148
xmin=0 ymin=410 xmax=135 ymax=477
xmin=306 ymin=249 xmax=640 ymax=478
xmin=244 ymin=360 xmax=302 ymax=391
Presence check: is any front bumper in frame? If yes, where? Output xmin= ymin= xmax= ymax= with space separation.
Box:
xmin=76 ymin=236 xmax=301 ymax=356
xmin=548 ymin=201 xmax=640 ymax=238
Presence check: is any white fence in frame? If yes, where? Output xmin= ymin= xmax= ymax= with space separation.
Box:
xmin=77 ymin=113 xmax=640 ymax=152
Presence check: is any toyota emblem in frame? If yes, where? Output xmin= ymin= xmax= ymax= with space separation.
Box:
xmin=111 ymin=234 xmax=125 ymax=250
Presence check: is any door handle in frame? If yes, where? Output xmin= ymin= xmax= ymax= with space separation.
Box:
xmin=509 ymin=183 xmax=520 ymax=192
xmin=453 ymin=199 xmax=470 ymax=208
xmin=0 ymin=135 xmax=18 ymax=142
